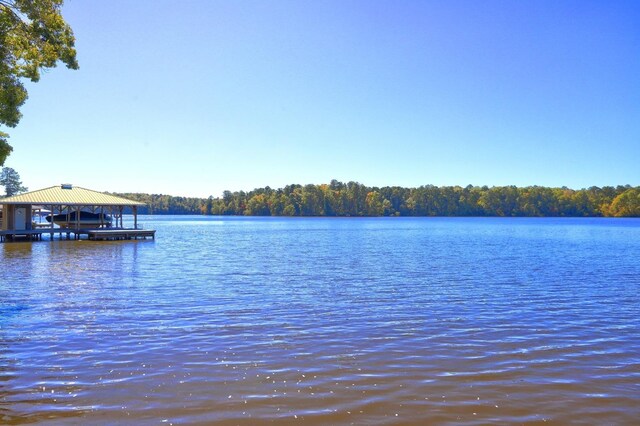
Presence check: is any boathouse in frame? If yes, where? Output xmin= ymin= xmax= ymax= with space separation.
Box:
xmin=0 ymin=184 xmax=154 ymax=241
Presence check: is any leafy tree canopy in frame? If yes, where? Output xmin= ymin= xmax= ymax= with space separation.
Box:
xmin=0 ymin=0 xmax=78 ymax=165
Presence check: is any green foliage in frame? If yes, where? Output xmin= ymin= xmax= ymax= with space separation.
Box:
xmin=111 ymin=193 xmax=207 ymax=215
xmin=0 ymin=0 xmax=78 ymax=164
xmin=0 ymin=131 xmax=11 ymax=165
xmin=114 ymin=182 xmax=640 ymax=218
xmin=365 ymin=191 xmax=384 ymax=216
xmin=609 ymin=188 xmax=640 ymax=217
xmin=0 ymin=165 xmax=27 ymax=196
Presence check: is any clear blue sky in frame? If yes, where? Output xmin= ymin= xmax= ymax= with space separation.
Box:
xmin=5 ymin=0 xmax=639 ymax=197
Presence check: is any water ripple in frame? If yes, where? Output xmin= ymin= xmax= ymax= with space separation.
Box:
xmin=1 ymin=217 xmax=639 ymax=424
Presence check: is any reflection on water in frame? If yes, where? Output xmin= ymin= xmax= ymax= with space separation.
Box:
xmin=1 ymin=217 xmax=639 ymax=424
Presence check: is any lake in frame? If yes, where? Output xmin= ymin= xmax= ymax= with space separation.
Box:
xmin=1 ymin=216 xmax=639 ymax=424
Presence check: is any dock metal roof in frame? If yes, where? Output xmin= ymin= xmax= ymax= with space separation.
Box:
xmin=0 ymin=185 xmax=145 ymax=206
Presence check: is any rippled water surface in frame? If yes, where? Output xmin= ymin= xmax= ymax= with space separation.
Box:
xmin=1 ymin=217 xmax=639 ymax=425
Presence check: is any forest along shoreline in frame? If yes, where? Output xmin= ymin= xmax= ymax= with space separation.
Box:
xmin=112 ymin=181 xmax=640 ymax=217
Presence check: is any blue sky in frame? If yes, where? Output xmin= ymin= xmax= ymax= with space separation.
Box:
xmin=5 ymin=0 xmax=639 ymax=197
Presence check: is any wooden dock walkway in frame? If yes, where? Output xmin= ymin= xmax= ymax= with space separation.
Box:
xmin=87 ymin=229 xmax=156 ymax=241
xmin=0 ymin=228 xmax=155 ymax=242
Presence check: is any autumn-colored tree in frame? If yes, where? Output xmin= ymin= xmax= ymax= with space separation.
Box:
xmin=365 ymin=191 xmax=384 ymax=216
xmin=609 ymin=188 xmax=640 ymax=217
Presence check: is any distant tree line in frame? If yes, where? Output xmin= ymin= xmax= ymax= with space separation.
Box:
xmin=113 ymin=181 xmax=640 ymax=217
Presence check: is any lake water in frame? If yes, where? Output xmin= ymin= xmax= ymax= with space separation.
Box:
xmin=1 ymin=216 xmax=639 ymax=425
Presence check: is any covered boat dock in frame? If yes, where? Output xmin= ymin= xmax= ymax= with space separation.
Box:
xmin=0 ymin=184 xmax=154 ymax=242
